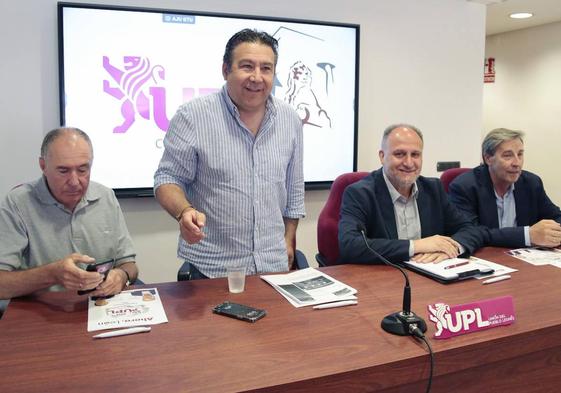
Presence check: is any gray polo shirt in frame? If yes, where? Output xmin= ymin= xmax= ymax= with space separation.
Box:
xmin=0 ymin=177 xmax=135 ymax=312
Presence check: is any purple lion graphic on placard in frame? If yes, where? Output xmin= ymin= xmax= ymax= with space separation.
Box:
xmin=103 ymin=56 xmax=170 ymax=133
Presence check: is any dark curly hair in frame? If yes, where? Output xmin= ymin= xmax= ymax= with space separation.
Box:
xmin=223 ymin=29 xmax=278 ymax=72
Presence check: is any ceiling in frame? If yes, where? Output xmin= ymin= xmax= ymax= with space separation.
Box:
xmin=470 ymin=0 xmax=561 ymax=36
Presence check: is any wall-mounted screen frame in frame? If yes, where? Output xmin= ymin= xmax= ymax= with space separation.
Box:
xmin=58 ymin=2 xmax=359 ymax=197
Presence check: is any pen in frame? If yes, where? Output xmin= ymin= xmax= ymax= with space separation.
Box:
xmin=313 ymin=300 xmax=358 ymax=310
xmin=482 ymin=275 xmax=511 ymax=285
xmin=444 ymin=261 xmax=469 ymax=270
xmin=93 ymin=326 xmax=151 ymax=339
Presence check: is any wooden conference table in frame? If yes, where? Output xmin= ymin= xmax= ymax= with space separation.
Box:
xmin=1 ymin=247 xmax=561 ymax=393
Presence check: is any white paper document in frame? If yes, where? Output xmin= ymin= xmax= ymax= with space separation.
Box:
xmin=507 ymin=247 xmax=561 ymax=267
xmin=87 ymin=288 xmax=168 ymax=332
xmin=468 ymin=256 xmax=518 ymax=279
xmin=405 ymin=256 xmax=517 ymax=281
xmin=261 ymin=268 xmax=357 ymax=308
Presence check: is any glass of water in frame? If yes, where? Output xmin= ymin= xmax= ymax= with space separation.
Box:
xmin=226 ymin=262 xmax=246 ymax=293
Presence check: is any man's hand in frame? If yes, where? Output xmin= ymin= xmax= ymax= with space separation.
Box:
xmin=179 ymin=209 xmax=206 ymax=244
xmin=530 ymin=219 xmax=561 ymax=248
xmin=283 ymin=218 xmax=299 ymax=270
xmin=411 ymin=252 xmax=450 ymax=264
xmin=89 ymin=269 xmax=127 ymax=297
xmin=413 ymin=235 xmax=460 ymax=259
xmin=54 ymin=253 xmax=103 ymax=291
xmin=285 ymin=238 xmax=295 ymax=270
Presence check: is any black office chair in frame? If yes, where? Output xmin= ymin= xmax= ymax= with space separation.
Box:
xmin=294 ymin=250 xmax=309 ymax=270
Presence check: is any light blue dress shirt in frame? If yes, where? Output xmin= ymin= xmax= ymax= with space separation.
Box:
xmin=382 ymin=171 xmax=466 ymax=257
xmin=494 ymin=184 xmax=530 ymax=246
xmin=382 ymin=171 xmax=420 ymax=257
xmin=154 ymin=86 xmax=305 ymax=278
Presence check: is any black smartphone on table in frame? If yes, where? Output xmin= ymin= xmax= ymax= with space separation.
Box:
xmin=212 ymin=301 xmax=266 ymax=323
xmin=77 ymin=259 xmax=115 ymax=295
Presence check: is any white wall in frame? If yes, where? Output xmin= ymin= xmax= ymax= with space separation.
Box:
xmin=484 ymin=21 xmax=561 ymax=205
xmin=0 ymin=0 xmax=485 ymax=283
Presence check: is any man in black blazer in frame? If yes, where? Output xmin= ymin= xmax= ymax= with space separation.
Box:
xmin=449 ymin=128 xmax=561 ymax=248
xmin=339 ymin=124 xmax=485 ymax=264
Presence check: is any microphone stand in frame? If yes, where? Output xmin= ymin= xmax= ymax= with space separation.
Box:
xmin=358 ymin=227 xmax=427 ymax=337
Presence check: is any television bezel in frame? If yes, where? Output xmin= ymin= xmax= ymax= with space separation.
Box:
xmin=57 ymin=2 xmax=359 ymax=197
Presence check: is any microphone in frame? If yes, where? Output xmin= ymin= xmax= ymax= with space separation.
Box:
xmin=357 ymin=224 xmax=427 ymax=337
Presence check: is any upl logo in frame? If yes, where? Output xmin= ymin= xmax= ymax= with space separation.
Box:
xmin=427 ymin=296 xmax=515 ymax=339
xmin=103 ymin=56 xmax=170 ymax=133
xmin=102 ymin=56 xmax=218 ymax=134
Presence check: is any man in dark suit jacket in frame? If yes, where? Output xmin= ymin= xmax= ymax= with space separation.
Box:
xmin=339 ymin=124 xmax=485 ymax=264
xmin=449 ymin=128 xmax=561 ymax=248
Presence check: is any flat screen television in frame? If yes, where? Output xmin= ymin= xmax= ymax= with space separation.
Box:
xmin=58 ymin=2 xmax=359 ymax=197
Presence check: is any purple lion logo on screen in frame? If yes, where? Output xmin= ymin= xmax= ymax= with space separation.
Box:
xmin=103 ymin=56 xmax=170 ymax=133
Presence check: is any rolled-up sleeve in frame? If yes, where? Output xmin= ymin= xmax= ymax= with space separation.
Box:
xmin=154 ymin=107 xmax=198 ymax=193
xmin=283 ymin=119 xmax=305 ymax=219
xmin=0 ymin=194 xmax=27 ymax=272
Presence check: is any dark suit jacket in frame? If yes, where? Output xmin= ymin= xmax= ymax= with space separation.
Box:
xmin=338 ymin=169 xmax=485 ymax=264
xmin=449 ymin=164 xmax=561 ymax=248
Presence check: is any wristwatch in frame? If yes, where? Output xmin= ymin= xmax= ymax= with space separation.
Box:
xmin=119 ymin=268 xmax=131 ymax=287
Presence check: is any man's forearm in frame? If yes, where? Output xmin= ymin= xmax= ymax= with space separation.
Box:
xmin=155 ymin=184 xmax=194 ymax=221
xmin=283 ymin=218 xmax=299 ymax=245
xmin=283 ymin=218 xmax=299 ymax=268
xmin=116 ymin=262 xmax=138 ymax=284
xmin=0 ymin=264 xmax=58 ymax=299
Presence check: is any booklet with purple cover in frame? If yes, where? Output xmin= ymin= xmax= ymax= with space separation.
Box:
xmin=87 ymin=288 xmax=168 ymax=332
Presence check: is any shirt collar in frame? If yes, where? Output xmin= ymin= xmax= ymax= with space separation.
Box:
xmin=494 ymin=182 xmax=515 ymax=200
xmin=34 ymin=176 xmax=100 ymax=212
xmin=34 ymin=176 xmax=57 ymax=205
xmin=220 ymin=85 xmax=275 ymax=121
xmin=382 ymin=170 xmax=419 ymax=203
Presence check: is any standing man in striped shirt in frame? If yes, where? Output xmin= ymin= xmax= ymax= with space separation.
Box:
xmin=154 ymin=29 xmax=305 ymax=280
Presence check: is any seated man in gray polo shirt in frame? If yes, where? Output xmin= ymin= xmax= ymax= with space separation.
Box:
xmin=0 ymin=127 xmax=138 ymax=317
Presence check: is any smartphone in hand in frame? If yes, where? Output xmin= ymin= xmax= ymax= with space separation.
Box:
xmin=77 ymin=259 xmax=115 ymax=295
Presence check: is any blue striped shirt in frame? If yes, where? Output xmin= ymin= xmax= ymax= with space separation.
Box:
xmin=154 ymin=86 xmax=305 ymax=278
